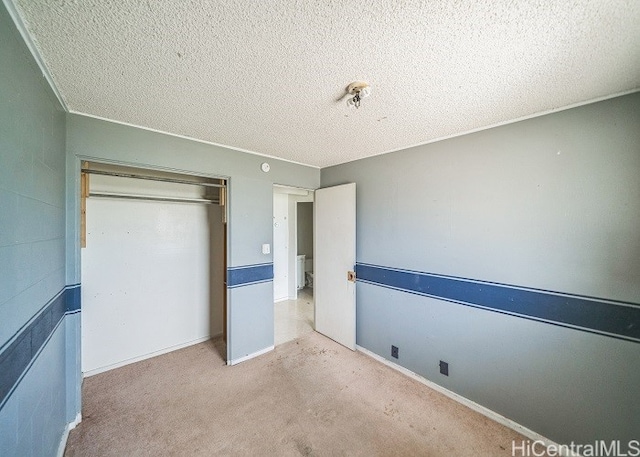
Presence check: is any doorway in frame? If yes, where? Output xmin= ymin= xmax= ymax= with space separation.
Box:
xmin=272 ymin=185 xmax=314 ymax=346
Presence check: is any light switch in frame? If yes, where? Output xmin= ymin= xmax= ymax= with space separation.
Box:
xmin=262 ymin=243 xmax=271 ymax=254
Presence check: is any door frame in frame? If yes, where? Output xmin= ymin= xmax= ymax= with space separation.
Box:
xmin=272 ymin=185 xmax=315 ymax=300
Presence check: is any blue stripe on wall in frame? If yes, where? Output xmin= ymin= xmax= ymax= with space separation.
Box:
xmin=65 ymin=284 xmax=81 ymax=312
xmin=356 ymin=263 xmax=640 ymax=343
xmin=227 ymin=263 xmax=273 ymax=288
xmin=0 ymin=285 xmax=80 ymax=409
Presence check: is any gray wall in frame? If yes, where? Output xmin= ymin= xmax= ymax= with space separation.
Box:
xmin=65 ymin=114 xmax=320 ymax=362
xmin=321 ymin=93 xmax=640 ymax=445
xmin=297 ymin=202 xmax=313 ymax=258
xmin=0 ymin=2 xmax=74 ymax=455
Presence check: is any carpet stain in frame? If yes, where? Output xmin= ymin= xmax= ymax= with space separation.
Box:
xmin=303 ymin=345 xmax=338 ymax=357
xmin=384 ymin=402 xmax=399 ymax=418
xmin=295 ymin=440 xmax=314 ymax=456
xmin=315 ymin=408 xmax=338 ymax=424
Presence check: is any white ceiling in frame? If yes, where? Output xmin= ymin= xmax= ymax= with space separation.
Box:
xmin=12 ymin=0 xmax=640 ymax=168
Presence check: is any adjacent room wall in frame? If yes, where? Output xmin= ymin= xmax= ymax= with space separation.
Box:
xmin=297 ymin=202 xmax=313 ymax=258
xmin=0 ymin=2 xmax=76 ymax=455
xmin=288 ymin=193 xmax=313 ymax=298
xmin=321 ymin=93 xmax=640 ymax=446
xmin=65 ymin=114 xmax=320 ymax=364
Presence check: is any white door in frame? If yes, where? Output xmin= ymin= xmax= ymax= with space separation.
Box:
xmin=273 ymin=192 xmax=289 ymax=301
xmin=314 ymin=183 xmax=356 ymax=350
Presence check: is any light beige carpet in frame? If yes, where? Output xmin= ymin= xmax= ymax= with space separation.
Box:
xmin=65 ymin=332 xmax=536 ymax=456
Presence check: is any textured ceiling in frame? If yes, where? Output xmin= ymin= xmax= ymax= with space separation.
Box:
xmin=12 ymin=0 xmax=640 ymax=168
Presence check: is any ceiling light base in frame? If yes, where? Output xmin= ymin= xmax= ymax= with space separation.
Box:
xmin=347 ymin=81 xmax=370 ymax=96
xmin=346 ymin=81 xmax=371 ymax=108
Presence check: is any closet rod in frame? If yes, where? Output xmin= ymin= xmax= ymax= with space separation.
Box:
xmin=81 ymin=169 xmax=225 ymax=188
xmin=89 ymin=192 xmax=219 ymax=205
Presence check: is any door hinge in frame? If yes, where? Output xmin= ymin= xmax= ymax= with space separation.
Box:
xmin=347 ymin=270 xmax=356 ymax=282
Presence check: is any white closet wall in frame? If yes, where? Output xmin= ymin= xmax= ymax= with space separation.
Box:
xmin=81 ymin=174 xmax=220 ymax=375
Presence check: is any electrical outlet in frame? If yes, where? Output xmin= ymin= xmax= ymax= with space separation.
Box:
xmin=439 ymin=360 xmax=449 ymax=376
xmin=391 ymin=345 xmax=399 ymax=359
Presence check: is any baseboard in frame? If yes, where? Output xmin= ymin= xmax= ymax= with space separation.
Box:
xmin=227 ymin=345 xmax=274 ymax=366
xmin=56 ymin=412 xmax=81 ymax=457
xmin=83 ymin=336 xmax=212 ymax=377
xmin=356 ymin=345 xmax=568 ymax=454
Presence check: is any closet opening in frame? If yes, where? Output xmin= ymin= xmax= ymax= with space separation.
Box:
xmin=80 ymin=161 xmax=227 ymax=375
